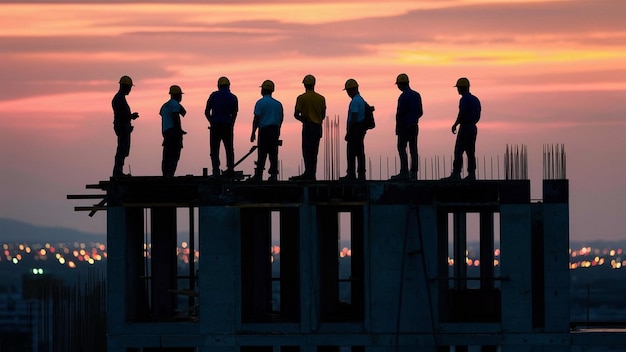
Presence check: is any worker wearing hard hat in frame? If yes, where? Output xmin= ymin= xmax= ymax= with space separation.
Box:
xmin=205 ymin=76 xmax=239 ymax=177
xmin=249 ymin=80 xmax=284 ymax=182
xmin=442 ymin=77 xmax=481 ymax=181
xmin=340 ymin=78 xmax=367 ymax=181
xmin=112 ymin=75 xmax=139 ymax=177
xmin=391 ymin=73 xmax=423 ymax=181
xmin=159 ymin=85 xmax=187 ymax=177
xmin=290 ymin=74 xmax=326 ymax=181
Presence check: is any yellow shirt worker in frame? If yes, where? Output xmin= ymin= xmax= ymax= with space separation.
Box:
xmin=290 ymin=74 xmax=326 ymax=181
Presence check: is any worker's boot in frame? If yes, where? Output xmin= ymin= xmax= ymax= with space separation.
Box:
xmin=290 ymin=172 xmax=315 ymax=181
xmin=441 ymin=171 xmax=461 ymax=181
xmin=463 ymin=171 xmax=476 ymax=181
xmin=339 ymin=172 xmax=356 ymax=181
xmin=390 ymin=170 xmax=410 ymax=181
xmin=248 ymin=168 xmax=263 ymax=182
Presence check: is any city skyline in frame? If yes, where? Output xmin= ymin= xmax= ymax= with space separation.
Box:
xmin=1 ymin=0 xmax=625 ymax=242
xmin=3 ymin=237 xmax=626 ymax=272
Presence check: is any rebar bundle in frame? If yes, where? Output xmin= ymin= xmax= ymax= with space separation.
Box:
xmin=543 ymin=144 xmax=566 ymax=180
xmin=504 ymin=144 xmax=528 ymax=180
xmin=323 ymin=115 xmax=341 ymax=180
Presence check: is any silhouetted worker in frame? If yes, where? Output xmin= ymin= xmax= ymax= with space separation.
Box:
xmin=340 ymin=78 xmax=367 ymax=181
xmin=160 ymin=85 xmax=187 ymax=177
xmin=290 ymin=74 xmax=326 ymax=181
xmin=112 ymin=75 xmax=139 ymax=177
xmin=391 ymin=73 xmax=423 ymax=181
xmin=442 ymin=77 xmax=481 ymax=181
xmin=249 ymin=80 xmax=284 ymax=182
xmin=205 ymin=76 xmax=239 ymax=177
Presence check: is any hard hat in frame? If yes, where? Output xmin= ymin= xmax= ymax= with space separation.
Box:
xmin=344 ymin=78 xmax=358 ymax=90
xmin=260 ymin=80 xmax=275 ymax=92
xmin=454 ymin=77 xmax=470 ymax=88
xmin=217 ymin=76 xmax=230 ymax=87
xmin=395 ymin=73 xmax=409 ymax=84
xmin=169 ymin=85 xmax=184 ymax=95
xmin=302 ymin=74 xmax=316 ymax=85
xmin=119 ymin=75 xmax=134 ymax=86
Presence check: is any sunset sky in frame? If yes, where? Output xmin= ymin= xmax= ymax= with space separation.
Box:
xmin=1 ymin=0 xmax=625 ymax=242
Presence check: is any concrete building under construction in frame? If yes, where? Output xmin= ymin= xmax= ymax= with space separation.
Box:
xmin=103 ymin=179 xmax=569 ymax=352
xmin=65 ymin=145 xmax=594 ymax=352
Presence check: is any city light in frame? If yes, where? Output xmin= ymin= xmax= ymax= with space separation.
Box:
xmin=0 ymin=241 xmax=625 ymax=271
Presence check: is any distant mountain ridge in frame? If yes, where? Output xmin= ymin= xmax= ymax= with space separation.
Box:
xmin=0 ymin=217 xmax=105 ymax=243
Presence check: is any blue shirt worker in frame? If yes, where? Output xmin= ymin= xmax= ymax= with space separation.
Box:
xmin=340 ymin=78 xmax=367 ymax=181
xmin=290 ymin=74 xmax=326 ymax=181
xmin=160 ymin=85 xmax=187 ymax=177
xmin=442 ymin=77 xmax=481 ymax=181
xmin=391 ymin=73 xmax=423 ymax=181
xmin=249 ymin=80 xmax=284 ymax=182
xmin=205 ymin=76 xmax=239 ymax=177
xmin=112 ymin=75 xmax=139 ymax=177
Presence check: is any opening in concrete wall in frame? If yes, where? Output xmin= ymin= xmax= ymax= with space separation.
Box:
xmin=241 ymin=208 xmax=300 ymax=323
xmin=439 ymin=209 xmax=502 ymax=323
xmin=319 ymin=207 xmax=364 ymax=322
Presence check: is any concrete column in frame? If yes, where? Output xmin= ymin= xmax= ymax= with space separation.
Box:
xmin=106 ymin=206 xmax=126 ymax=336
xmin=500 ymin=203 xmax=532 ymax=332
xmin=300 ymin=199 xmax=317 ymax=332
xmin=367 ymin=204 xmax=411 ymax=332
xmin=199 ymin=205 xmax=240 ymax=332
xmin=530 ymin=203 xmax=545 ymax=329
xmin=542 ymin=180 xmax=570 ymax=332
xmin=107 ymin=207 xmax=145 ymax=329
xmin=418 ymin=205 xmax=439 ymax=335
xmin=367 ymin=204 xmax=438 ymax=334
xmin=107 ymin=206 xmax=147 ymax=352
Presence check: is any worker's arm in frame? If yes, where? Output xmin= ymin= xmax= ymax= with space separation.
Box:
xmin=250 ymin=114 xmax=259 ymax=142
xmin=451 ymin=111 xmax=461 ymax=134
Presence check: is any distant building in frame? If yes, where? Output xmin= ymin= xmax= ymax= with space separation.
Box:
xmin=0 ymin=282 xmax=31 ymax=351
xmin=0 ymin=270 xmax=106 ymax=352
